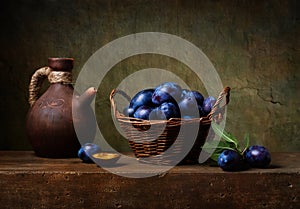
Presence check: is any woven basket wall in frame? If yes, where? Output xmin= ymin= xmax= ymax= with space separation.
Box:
xmin=110 ymin=87 xmax=230 ymax=165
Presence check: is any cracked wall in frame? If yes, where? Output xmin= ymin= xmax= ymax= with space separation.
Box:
xmin=0 ymin=0 xmax=299 ymax=152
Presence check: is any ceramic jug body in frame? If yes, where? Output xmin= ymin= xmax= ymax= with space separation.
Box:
xmin=26 ymin=58 xmax=96 ymax=158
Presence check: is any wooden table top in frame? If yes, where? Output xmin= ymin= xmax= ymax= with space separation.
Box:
xmin=0 ymin=151 xmax=299 ymax=174
xmin=1 ymin=151 xmax=299 ymax=209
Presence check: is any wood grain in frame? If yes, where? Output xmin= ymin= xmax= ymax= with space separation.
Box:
xmin=0 ymin=151 xmax=299 ymax=209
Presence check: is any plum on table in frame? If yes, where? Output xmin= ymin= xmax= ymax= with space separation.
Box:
xmin=244 ymin=145 xmax=271 ymax=168
xmin=78 ymin=143 xmax=101 ymax=163
xmin=217 ymin=149 xmax=244 ymax=171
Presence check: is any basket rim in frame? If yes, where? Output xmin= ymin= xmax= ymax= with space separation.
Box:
xmin=109 ymin=87 xmax=230 ymax=125
xmin=115 ymin=112 xmax=211 ymax=126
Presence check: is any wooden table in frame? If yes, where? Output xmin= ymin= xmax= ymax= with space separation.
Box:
xmin=0 ymin=151 xmax=299 ymax=209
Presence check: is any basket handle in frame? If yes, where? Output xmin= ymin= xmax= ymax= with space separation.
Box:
xmin=207 ymin=87 xmax=231 ymax=122
xmin=110 ymin=89 xmax=132 ymax=117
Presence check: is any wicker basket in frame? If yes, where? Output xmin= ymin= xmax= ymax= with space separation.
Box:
xmin=110 ymin=87 xmax=230 ymax=165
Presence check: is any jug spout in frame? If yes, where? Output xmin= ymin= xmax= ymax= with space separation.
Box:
xmin=78 ymin=87 xmax=97 ymax=107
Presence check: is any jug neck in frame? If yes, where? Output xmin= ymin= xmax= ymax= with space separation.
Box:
xmin=48 ymin=58 xmax=74 ymax=72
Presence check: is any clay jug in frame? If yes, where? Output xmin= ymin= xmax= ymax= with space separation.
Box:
xmin=26 ymin=58 xmax=97 ymax=158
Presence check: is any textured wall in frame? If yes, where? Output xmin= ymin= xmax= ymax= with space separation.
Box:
xmin=0 ymin=0 xmax=299 ymax=152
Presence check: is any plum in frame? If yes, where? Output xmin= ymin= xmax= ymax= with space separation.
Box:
xmin=182 ymin=115 xmax=194 ymax=119
xmin=202 ymin=96 xmax=216 ymax=115
xmin=152 ymin=82 xmax=182 ymax=105
xmin=123 ymin=106 xmax=135 ymax=117
xmin=129 ymin=89 xmax=154 ymax=112
xmin=179 ymin=91 xmax=206 ymax=118
xmin=78 ymin=143 xmax=101 ymax=163
xmin=244 ymin=145 xmax=271 ymax=168
xmin=178 ymin=96 xmax=199 ymax=118
xmin=187 ymin=90 xmax=204 ymax=106
xmin=151 ymin=102 xmax=180 ymax=120
xmin=133 ymin=105 xmax=154 ymax=120
xmin=218 ymin=149 xmax=244 ymax=171
xmin=198 ymin=105 xmax=206 ymax=117
xmin=181 ymin=89 xmax=190 ymax=98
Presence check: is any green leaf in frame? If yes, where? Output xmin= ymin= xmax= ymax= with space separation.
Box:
xmin=227 ymin=132 xmax=238 ymax=142
xmin=202 ymin=123 xmax=251 ymax=162
xmin=202 ymin=140 xmax=236 ymax=151
xmin=202 ymin=140 xmax=220 ymax=149
xmin=202 ymin=143 xmax=236 ymax=162
xmin=227 ymin=132 xmax=241 ymax=150
xmin=211 ymin=123 xmax=238 ymax=147
xmin=202 ymin=144 xmax=236 ymax=152
xmin=218 ymin=140 xmax=232 ymax=148
xmin=244 ymin=133 xmax=250 ymax=147
xmin=242 ymin=133 xmax=250 ymax=153
xmin=210 ymin=153 xmax=221 ymax=162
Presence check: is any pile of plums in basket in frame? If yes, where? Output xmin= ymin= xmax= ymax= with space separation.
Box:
xmin=123 ymin=82 xmax=216 ymax=120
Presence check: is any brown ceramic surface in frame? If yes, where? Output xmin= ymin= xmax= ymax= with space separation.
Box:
xmin=26 ymin=59 xmax=96 ymax=158
xmin=48 ymin=58 xmax=74 ymax=71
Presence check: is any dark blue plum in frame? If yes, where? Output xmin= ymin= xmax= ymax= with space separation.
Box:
xmin=218 ymin=149 xmax=243 ymax=171
xmin=181 ymin=89 xmax=190 ymax=98
xmin=150 ymin=102 xmax=180 ymax=120
xmin=181 ymin=90 xmax=204 ymax=105
xmin=152 ymin=82 xmax=182 ymax=105
xmin=123 ymin=106 xmax=135 ymax=117
xmin=198 ymin=105 xmax=206 ymax=117
xmin=178 ymin=96 xmax=199 ymax=118
xmin=179 ymin=90 xmax=206 ymax=118
xmin=182 ymin=115 xmax=194 ymax=119
xmin=78 ymin=147 xmax=93 ymax=163
xmin=202 ymin=96 xmax=216 ymax=115
xmin=187 ymin=91 xmax=204 ymax=106
xmin=129 ymin=89 xmax=154 ymax=112
xmin=133 ymin=105 xmax=154 ymax=120
xmin=244 ymin=145 xmax=271 ymax=168
xmin=78 ymin=143 xmax=101 ymax=163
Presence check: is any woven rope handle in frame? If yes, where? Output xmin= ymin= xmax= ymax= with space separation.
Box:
xmin=28 ymin=67 xmax=52 ymax=107
xmin=28 ymin=67 xmax=73 ymax=107
xmin=110 ymin=89 xmax=132 ymax=117
xmin=207 ymin=87 xmax=231 ymax=121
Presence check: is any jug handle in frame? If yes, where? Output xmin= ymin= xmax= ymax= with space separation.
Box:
xmin=28 ymin=66 xmax=52 ymax=107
